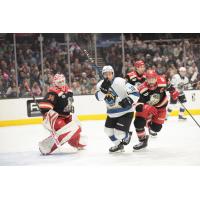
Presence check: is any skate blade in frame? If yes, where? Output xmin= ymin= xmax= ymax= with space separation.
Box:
xmin=123 ymin=142 xmax=130 ymax=145
xmin=133 ymin=147 xmax=148 ymax=152
xmin=109 ymin=149 xmax=125 ymax=153
xmin=77 ymin=147 xmax=86 ymax=150
xmin=149 ymin=134 xmax=157 ymax=138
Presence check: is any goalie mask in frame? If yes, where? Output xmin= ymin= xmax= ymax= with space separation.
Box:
xmin=53 ymin=74 xmax=66 ymax=91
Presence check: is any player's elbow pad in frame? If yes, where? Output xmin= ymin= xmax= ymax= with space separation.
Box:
xmin=95 ymin=91 xmax=105 ymax=101
xmin=135 ymin=103 xmax=144 ymax=112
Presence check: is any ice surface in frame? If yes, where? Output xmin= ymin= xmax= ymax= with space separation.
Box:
xmin=0 ymin=116 xmax=200 ymax=166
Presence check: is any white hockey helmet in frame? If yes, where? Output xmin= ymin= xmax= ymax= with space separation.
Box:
xmin=179 ymin=67 xmax=186 ymax=72
xmin=179 ymin=67 xmax=187 ymax=77
xmin=102 ymin=65 xmax=114 ymax=76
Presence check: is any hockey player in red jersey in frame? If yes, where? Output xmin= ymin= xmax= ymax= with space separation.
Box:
xmin=126 ymin=60 xmax=146 ymax=88
xmin=133 ymin=69 xmax=179 ymax=150
xmin=38 ymin=73 xmax=86 ymax=155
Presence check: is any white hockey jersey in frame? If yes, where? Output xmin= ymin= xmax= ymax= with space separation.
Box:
xmin=95 ymin=77 xmax=139 ymax=118
xmin=171 ymin=74 xmax=189 ymax=93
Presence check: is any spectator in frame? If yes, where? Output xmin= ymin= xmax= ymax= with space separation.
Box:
xmin=1 ymin=33 xmax=200 ymax=99
xmin=6 ymin=82 xmax=17 ymax=98
xmin=31 ymin=82 xmax=42 ymax=96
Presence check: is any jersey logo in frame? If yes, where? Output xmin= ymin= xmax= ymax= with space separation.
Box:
xmin=143 ymin=92 xmax=149 ymax=96
xmin=147 ymin=93 xmax=161 ymax=106
xmin=62 ymin=95 xmax=66 ymax=98
xmin=104 ymin=91 xmax=117 ymax=107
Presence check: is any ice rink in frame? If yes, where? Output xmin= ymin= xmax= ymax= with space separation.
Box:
xmin=0 ymin=116 xmax=200 ymax=166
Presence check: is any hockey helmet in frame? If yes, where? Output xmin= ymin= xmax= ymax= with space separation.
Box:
xmin=102 ymin=65 xmax=114 ymax=79
xmin=53 ymin=73 xmax=66 ymax=89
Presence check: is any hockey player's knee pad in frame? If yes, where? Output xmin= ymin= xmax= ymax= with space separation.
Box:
xmin=179 ymin=107 xmax=185 ymax=112
xmin=150 ymin=122 xmax=162 ymax=133
xmin=105 ymin=127 xmax=119 ymax=142
xmin=114 ymin=129 xmax=126 ymax=140
xmin=54 ymin=118 xmax=66 ymax=131
xmin=134 ymin=117 xmax=146 ymax=129
xmin=104 ymin=127 xmax=114 ymax=137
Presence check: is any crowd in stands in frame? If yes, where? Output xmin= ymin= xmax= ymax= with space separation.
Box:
xmin=0 ymin=34 xmax=97 ymax=98
xmin=102 ymin=36 xmax=200 ymax=89
xmin=0 ymin=34 xmax=200 ymax=99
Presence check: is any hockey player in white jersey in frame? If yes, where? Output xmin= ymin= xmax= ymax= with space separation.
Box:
xmin=95 ymin=65 xmax=139 ymax=153
xmin=167 ymin=67 xmax=189 ymax=120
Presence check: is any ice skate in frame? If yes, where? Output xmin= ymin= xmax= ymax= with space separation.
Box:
xmin=133 ymin=135 xmax=149 ymax=150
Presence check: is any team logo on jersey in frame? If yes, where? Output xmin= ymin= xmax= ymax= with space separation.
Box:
xmin=62 ymin=95 xmax=66 ymax=98
xmin=126 ymin=83 xmax=137 ymax=94
xmin=104 ymin=91 xmax=117 ymax=107
xmin=147 ymin=93 xmax=161 ymax=106
xmin=143 ymin=92 xmax=149 ymax=96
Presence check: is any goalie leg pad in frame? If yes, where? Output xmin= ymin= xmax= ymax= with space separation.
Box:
xmin=67 ymin=127 xmax=87 ymax=148
xmin=39 ymin=120 xmax=81 ymax=155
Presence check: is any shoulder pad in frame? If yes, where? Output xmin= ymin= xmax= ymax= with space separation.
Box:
xmin=126 ymin=82 xmax=138 ymax=94
xmin=48 ymin=87 xmax=61 ymax=95
xmin=138 ymin=82 xmax=148 ymax=93
xmin=157 ymin=76 xmax=167 ymax=87
xmin=96 ymin=80 xmax=104 ymax=90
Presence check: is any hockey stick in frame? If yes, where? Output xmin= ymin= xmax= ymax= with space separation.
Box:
xmin=178 ymin=100 xmax=200 ymax=128
xmin=82 ymin=49 xmax=119 ymax=97
xmin=69 ymin=37 xmax=103 ymax=79
xmin=24 ymin=80 xmax=61 ymax=147
xmin=179 ymin=80 xmax=200 ymax=87
xmin=70 ymin=39 xmax=120 ymax=98
xmin=82 ymin=49 xmax=103 ymax=79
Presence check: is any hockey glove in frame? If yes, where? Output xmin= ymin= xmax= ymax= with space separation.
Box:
xmin=135 ymin=103 xmax=144 ymax=112
xmin=104 ymin=92 xmax=116 ymax=102
xmin=170 ymin=90 xmax=179 ymax=101
xmin=144 ymin=104 xmax=158 ymax=116
xmin=64 ymin=105 xmax=75 ymax=113
xmin=100 ymin=78 xmax=111 ymax=94
xmin=119 ymin=97 xmax=133 ymax=108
